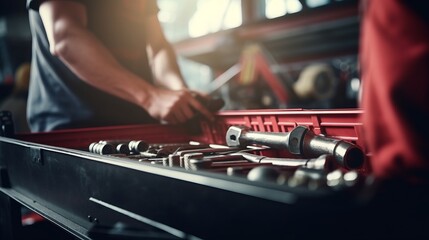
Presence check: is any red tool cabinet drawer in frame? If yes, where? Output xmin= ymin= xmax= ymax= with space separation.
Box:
xmin=1 ymin=108 xmax=378 ymax=240
xmin=2 ymin=108 xmax=428 ymax=240
xmin=17 ymin=109 xmax=365 ymax=151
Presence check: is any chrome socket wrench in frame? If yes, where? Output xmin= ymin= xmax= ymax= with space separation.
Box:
xmin=226 ymin=125 xmax=365 ymax=170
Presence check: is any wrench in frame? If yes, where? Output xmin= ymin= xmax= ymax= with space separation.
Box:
xmin=225 ymin=125 xmax=364 ymax=170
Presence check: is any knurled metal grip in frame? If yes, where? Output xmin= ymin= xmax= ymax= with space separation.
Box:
xmin=225 ymin=125 xmax=365 ymax=170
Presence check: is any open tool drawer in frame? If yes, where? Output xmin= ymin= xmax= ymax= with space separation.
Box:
xmin=0 ymin=109 xmax=376 ymax=240
xmin=18 ymin=108 xmax=366 ymax=158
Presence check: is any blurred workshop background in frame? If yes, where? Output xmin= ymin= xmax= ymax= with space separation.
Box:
xmin=0 ymin=0 xmax=360 ymax=112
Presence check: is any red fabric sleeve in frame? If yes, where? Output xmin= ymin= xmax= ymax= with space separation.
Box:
xmin=360 ymin=0 xmax=429 ymax=182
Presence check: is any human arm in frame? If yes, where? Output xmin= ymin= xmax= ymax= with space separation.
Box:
xmin=143 ymin=13 xmax=215 ymax=122
xmin=39 ymin=1 xmax=213 ymax=124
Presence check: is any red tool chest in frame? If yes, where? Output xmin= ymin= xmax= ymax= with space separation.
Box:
xmin=1 ymin=108 xmax=426 ymax=240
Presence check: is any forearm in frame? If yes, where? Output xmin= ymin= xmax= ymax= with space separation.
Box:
xmin=39 ymin=1 xmax=213 ymax=125
xmin=145 ymin=14 xmax=188 ymax=91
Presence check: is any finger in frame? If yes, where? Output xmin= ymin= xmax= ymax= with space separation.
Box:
xmin=187 ymin=96 xmax=215 ymax=121
xmin=181 ymin=104 xmax=195 ymax=120
xmin=173 ymin=108 xmax=187 ymax=123
xmin=163 ymin=111 xmax=179 ymax=125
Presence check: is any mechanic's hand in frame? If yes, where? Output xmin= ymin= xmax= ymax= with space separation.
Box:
xmin=143 ymin=88 xmax=214 ymax=124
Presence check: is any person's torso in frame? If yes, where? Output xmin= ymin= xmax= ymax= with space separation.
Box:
xmin=27 ymin=0 xmax=158 ymax=132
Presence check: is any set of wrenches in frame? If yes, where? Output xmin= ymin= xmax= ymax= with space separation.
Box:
xmin=88 ymin=125 xmax=366 ymax=190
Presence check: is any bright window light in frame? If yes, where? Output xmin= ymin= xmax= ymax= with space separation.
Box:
xmin=265 ymin=0 xmax=287 ymax=19
xmin=306 ymin=0 xmax=329 ymax=8
xmin=188 ymin=0 xmax=242 ymax=38
xmin=265 ymin=0 xmax=302 ymax=19
xmin=286 ymin=0 xmax=303 ymax=13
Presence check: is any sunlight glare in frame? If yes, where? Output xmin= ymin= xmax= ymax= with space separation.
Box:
xmin=189 ymin=0 xmax=242 ymax=38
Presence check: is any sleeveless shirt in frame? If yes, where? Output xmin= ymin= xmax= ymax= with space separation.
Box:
xmin=27 ymin=0 xmax=159 ymax=131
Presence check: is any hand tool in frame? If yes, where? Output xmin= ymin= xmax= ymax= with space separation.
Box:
xmin=98 ymin=141 xmax=130 ymax=155
xmin=89 ymin=142 xmax=116 ymax=155
xmin=230 ymin=152 xmax=336 ymax=172
xmin=186 ymin=154 xmax=246 ymax=170
xmin=287 ymin=167 xmax=327 ymax=189
xmin=226 ymin=125 xmax=364 ymax=170
xmin=95 ymin=140 xmax=149 ymax=155
xmin=148 ymin=144 xmax=210 ymax=157
xmin=128 ymin=140 xmax=149 ymax=153
xmin=175 ymin=147 xmax=241 ymax=167
xmin=246 ymin=166 xmax=283 ymax=183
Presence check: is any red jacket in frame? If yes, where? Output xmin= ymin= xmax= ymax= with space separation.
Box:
xmin=360 ymin=0 xmax=429 ymax=182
